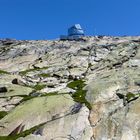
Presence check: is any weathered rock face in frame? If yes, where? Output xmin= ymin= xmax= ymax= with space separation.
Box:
xmin=0 ymin=36 xmax=140 ymax=140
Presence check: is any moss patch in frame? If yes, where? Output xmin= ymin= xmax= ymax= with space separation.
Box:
xmin=19 ymin=67 xmax=48 ymax=75
xmin=0 ymin=70 xmax=9 ymax=74
xmin=72 ymin=89 xmax=92 ymax=110
xmin=0 ymin=136 xmax=13 ymax=140
xmin=38 ymin=73 xmax=50 ymax=78
xmin=126 ymin=93 xmax=139 ymax=103
xmin=33 ymin=84 xmax=46 ymax=91
xmin=67 ymin=80 xmax=86 ymax=90
xmin=126 ymin=93 xmax=136 ymax=101
xmin=67 ymin=80 xmax=92 ymax=110
xmin=0 ymin=111 xmax=8 ymax=119
xmin=18 ymin=95 xmax=36 ymax=104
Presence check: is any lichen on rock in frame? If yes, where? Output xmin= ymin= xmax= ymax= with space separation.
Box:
xmin=0 ymin=36 xmax=140 ymax=139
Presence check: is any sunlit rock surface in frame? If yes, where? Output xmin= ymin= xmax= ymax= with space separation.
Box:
xmin=0 ymin=36 xmax=140 ymax=140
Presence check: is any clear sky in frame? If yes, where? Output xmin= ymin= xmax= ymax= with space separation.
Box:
xmin=0 ymin=0 xmax=140 ymax=40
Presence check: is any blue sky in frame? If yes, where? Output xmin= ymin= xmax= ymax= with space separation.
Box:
xmin=0 ymin=0 xmax=140 ymax=40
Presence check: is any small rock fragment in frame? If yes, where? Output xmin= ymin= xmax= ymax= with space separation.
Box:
xmin=71 ymin=103 xmax=82 ymax=114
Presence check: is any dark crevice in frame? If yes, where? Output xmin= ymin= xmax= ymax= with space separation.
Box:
xmin=116 ymin=92 xmax=140 ymax=106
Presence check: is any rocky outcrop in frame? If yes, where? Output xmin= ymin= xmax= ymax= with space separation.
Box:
xmin=0 ymin=36 xmax=140 ymax=140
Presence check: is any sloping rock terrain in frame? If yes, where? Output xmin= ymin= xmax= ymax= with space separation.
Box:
xmin=0 ymin=36 xmax=140 ymax=140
